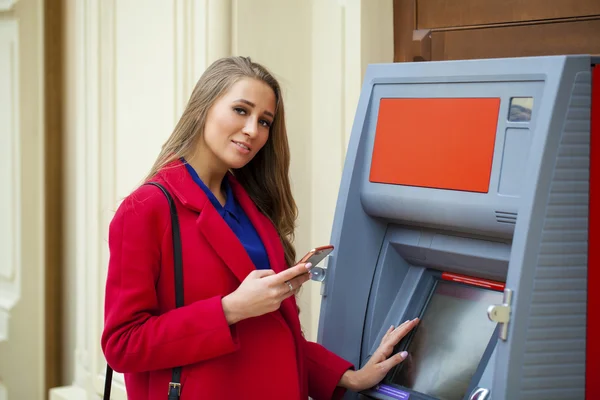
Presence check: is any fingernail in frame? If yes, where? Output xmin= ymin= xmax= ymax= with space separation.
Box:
xmin=400 ymin=351 xmax=408 ymax=359
xmin=305 ymin=262 xmax=312 ymax=269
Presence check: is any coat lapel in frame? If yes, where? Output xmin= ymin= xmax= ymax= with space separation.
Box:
xmin=157 ymin=161 xmax=256 ymax=283
xmin=229 ymin=176 xmax=304 ymax=332
xmin=228 ymin=175 xmax=286 ymax=274
xmin=156 ymin=160 xmax=206 ymax=213
xmin=196 ymin=205 xmax=257 ymax=283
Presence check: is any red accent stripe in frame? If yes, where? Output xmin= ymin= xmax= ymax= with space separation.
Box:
xmin=587 ymin=64 xmax=600 ymax=400
xmin=441 ymin=272 xmax=505 ymax=292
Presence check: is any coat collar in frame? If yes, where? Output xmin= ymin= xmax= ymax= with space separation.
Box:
xmin=155 ymin=160 xmax=286 ymax=281
xmin=155 ymin=159 xmax=210 ymax=213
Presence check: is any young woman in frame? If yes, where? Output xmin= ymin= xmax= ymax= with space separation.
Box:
xmin=101 ymin=56 xmax=418 ymax=400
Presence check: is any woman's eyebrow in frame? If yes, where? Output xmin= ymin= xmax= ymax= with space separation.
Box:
xmin=234 ymin=98 xmax=275 ymax=119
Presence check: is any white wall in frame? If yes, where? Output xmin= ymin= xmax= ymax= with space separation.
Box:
xmin=0 ymin=0 xmax=46 ymax=399
xmin=53 ymin=1 xmax=393 ymax=398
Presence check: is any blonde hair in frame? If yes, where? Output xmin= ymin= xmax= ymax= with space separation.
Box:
xmin=146 ymin=56 xmax=298 ymax=267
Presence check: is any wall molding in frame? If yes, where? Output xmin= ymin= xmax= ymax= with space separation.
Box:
xmin=0 ymin=0 xmax=18 ymax=12
xmin=206 ymin=0 xmax=231 ymax=63
xmin=174 ymin=0 xmax=193 ymax=118
xmin=0 ymin=18 xmax=21 ymax=343
xmin=174 ymin=0 xmax=232 ymax=119
xmin=49 ymin=386 xmax=87 ymax=400
xmin=94 ymin=0 xmax=123 ymax=396
xmin=0 ymin=309 xmax=8 ymax=342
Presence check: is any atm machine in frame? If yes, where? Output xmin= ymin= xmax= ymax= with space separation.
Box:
xmin=316 ymin=55 xmax=599 ymax=400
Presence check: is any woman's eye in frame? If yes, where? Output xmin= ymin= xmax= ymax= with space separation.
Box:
xmin=260 ymin=120 xmax=272 ymax=128
xmin=233 ymin=107 xmax=246 ymax=115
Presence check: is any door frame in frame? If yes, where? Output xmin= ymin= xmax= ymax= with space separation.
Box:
xmin=44 ymin=0 xmax=63 ymax=393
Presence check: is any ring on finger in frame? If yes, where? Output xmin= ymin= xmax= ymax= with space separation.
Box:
xmin=285 ymin=281 xmax=294 ymax=292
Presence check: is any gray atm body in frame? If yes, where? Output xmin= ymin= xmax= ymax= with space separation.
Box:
xmin=317 ymin=55 xmax=593 ymax=400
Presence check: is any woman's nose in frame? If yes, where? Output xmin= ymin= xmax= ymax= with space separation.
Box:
xmin=242 ymin=119 xmax=258 ymax=136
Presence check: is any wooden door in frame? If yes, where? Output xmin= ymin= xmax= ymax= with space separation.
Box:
xmin=393 ymin=0 xmax=600 ymax=62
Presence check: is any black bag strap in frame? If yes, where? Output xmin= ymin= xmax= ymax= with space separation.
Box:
xmin=103 ymin=364 xmax=113 ymax=400
xmin=104 ymin=181 xmax=184 ymax=400
xmin=147 ymin=182 xmax=185 ymax=310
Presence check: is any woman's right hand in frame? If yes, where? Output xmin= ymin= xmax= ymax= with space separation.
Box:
xmin=221 ymin=262 xmax=312 ymax=324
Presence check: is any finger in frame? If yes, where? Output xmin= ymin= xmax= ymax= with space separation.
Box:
xmin=383 ymin=325 xmax=394 ymax=338
xmin=376 ymin=320 xmax=418 ymax=359
xmin=279 ymin=282 xmax=299 ymax=300
xmin=400 ymin=318 xmax=419 ymax=332
xmin=267 ymin=263 xmax=312 ymax=285
xmin=289 ymin=271 xmax=311 ymax=289
xmin=387 ymin=319 xmax=419 ymax=345
xmin=381 ymin=320 xmax=410 ymax=344
xmin=392 ymin=318 xmax=418 ymax=337
xmin=289 ymin=284 xmax=305 ymax=297
xmin=281 ymin=289 xmax=297 ymax=300
xmin=250 ymin=269 xmax=276 ymax=279
xmin=375 ymin=340 xmax=396 ymax=360
xmin=277 ymin=281 xmax=298 ymax=298
xmin=378 ymin=351 xmax=408 ymax=373
xmin=279 ymin=273 xmax=309 ymax=299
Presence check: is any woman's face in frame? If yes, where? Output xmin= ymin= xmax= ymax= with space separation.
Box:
xmin=201 ymin=77 xmax=276 ymax=171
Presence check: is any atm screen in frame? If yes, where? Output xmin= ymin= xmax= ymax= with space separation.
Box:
xmin=389 ymin=280 xmax=503 ymax=400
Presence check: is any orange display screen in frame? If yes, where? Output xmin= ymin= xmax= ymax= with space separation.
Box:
xmin=369 ymin=98 xmax=500 ymax=193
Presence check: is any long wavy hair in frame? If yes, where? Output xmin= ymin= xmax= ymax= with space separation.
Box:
xmin=145 ymin=56 xmax=298 ymax=267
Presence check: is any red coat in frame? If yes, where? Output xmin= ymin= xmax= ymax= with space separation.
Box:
xmin=101 ymin=160 xmax=353 ymax=400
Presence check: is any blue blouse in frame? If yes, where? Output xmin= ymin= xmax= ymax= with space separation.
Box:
xmin=183 ymin=161 xmax=271 ymax=270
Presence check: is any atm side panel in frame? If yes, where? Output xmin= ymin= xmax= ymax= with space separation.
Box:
xmin=496 ymin=57 xmax=590 ymax=400
xmin=519 ymin=65 xmax=590 ymax=399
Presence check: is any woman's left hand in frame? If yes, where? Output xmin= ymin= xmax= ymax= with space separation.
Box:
xmin=340 ymin=318 xmax=419 ymax=392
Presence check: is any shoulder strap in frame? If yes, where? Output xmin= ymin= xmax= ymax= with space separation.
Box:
xmin=146 ymin=182 xmax=185 ymax=308
xmin=104 ymin=182 xmax=184 ymax=400
xmin=103 ymin=364 xmax=112 ymax=400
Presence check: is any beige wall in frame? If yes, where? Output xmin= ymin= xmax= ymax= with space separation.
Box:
xmin=52 ymin=1 xmax=393 ymax=398
xmin=0 ymin=0 xmax=46 ymax=399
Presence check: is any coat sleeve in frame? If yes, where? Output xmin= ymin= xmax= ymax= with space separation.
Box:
xmin=304 ymin=338 xmax=355 ymax=400
xmin=101 ymin=189 xmax=240 ymax=373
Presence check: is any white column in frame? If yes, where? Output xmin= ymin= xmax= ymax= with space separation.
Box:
xmin=0 ymin=13 xmax=20 ymax=348
xmin=207 ymin=0 xmax=232 ymax=62
xmin=0 ymin=12 xmax=20 ymax=400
